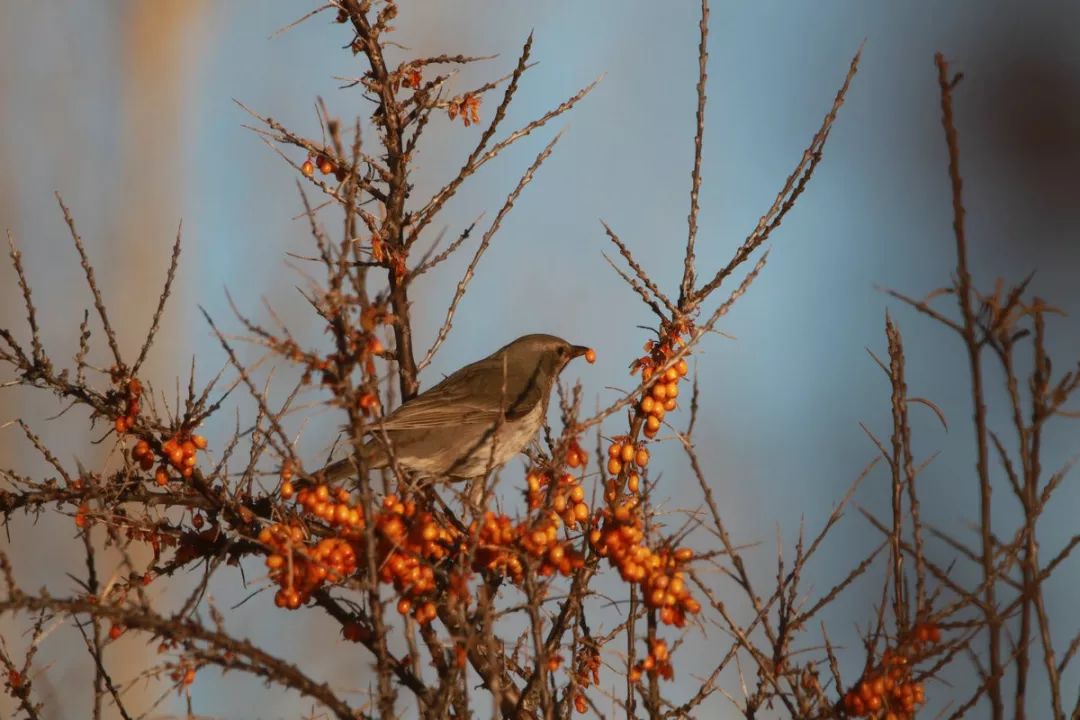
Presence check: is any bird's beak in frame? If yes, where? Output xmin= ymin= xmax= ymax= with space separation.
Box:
xmin=569 ymin=345 xmax=590 ymax=359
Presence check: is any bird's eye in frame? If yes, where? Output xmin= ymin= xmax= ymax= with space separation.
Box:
xmin=557 ymin=346 xmax=568 ymax=358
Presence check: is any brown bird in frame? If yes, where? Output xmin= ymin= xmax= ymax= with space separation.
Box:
xmin=320 ymin=334 xmax=590 ymax=483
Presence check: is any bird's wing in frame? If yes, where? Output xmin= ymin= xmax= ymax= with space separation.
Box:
xmin=378 ymin=352 xmax=543 ymax=430
xmin=379 ymin=395 xmax=499 ymax=430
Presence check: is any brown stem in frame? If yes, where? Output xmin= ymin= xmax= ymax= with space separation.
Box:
xmin=935 ymin=51 xmax=1003 ymax=720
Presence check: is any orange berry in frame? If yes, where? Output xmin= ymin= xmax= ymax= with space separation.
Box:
xmin=168 ymin=446 xmax=184 ymax=466
xmin=584 ymin=348 xmax=596 ymax=364
xmin=154 ymin=467 xmax=169 ymax=486
xmin=645 ymin=416 xmax=661 ymax=432
xmin=651 ymin=383 xmax=668 ymax=401
xmin=301 ymin=159 xmax=315 ymax=177
xmin=280 ymin=481 xmax=294 ymax=499
xmin=620 ymin=444 xmax=635 ymax=463
xmin=627 ymin=473 xmax=640 ymax=493
xmin=676 ymin=359 xmax=689 ymax=376
xmin=318 ymin=157 xmax=334 ymax=175
xmin=634 ymin=448 xmax=649 ymax=467
xmin=663 ymin=398 xmax=677 ymax=411
xmin=108 ymin=624 xmax=124 ymax=640
xmin=607 ymin=458 xmax=623 ymax=475
xmin=192 ymin=434 xmax=208 ymax=450
xmin=397 ymin=598 xmax=412 ymax=615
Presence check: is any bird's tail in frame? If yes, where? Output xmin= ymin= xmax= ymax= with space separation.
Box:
xmin=317 ymin=440 xmax=388 ymax=483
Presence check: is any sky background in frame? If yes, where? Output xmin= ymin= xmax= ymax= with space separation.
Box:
xmin=2 ymin=1 xmax=1080 ymax=718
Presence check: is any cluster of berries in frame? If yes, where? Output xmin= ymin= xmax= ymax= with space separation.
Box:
xmin=841 ymin=622 xmax=941 ymax=718
xmin=630 ymin=321 xmax=693 ymax=439
xmin=267 ymin=469 xmax=596 ymax=620
xmin=472 ymin=511 xmax=586 ymax=584
xmin=525 ymin=469 xmax=589 ymax=528
xmin=589 ymin=507 xmax=700 ymax=627
xmin=261 ymin=522 xmax=358 ymax=609
xmin=301 ymin=152 xmax=346 ymax=182
xmin=289 ymin=482 xmax=364 ymax=533
xmin=113 ymin=377 xmax=142 ymax=434
xmin=605 ymin=438 xmax=647 ymax=495
xmin=266 ymin=484 xmax=463 ymax=624
xmin=629 ymin=638 xmax=673 ymax=683
xmin=131 ymin=433 xmax=207 ymax=485
xmin=375 ymin=495 xmax=458 ymax=625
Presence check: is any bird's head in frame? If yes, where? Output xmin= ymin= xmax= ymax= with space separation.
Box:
xmin=501 ymin=333 xmax=591 ymax=381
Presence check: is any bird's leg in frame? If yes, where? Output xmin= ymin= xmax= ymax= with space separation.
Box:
xmin=465 ymin=476 xmax=486 ymax=515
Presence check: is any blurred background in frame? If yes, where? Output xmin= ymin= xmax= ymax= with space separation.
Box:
xmin=2 ymin=1 xmax=1079 ymax=718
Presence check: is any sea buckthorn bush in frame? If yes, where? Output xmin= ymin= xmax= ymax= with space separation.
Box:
xmin=1 ymin=3 xmax=1077 ymax=720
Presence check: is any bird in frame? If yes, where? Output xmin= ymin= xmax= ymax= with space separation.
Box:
xmin=319 ymin=333 xmax=590 ymax=483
